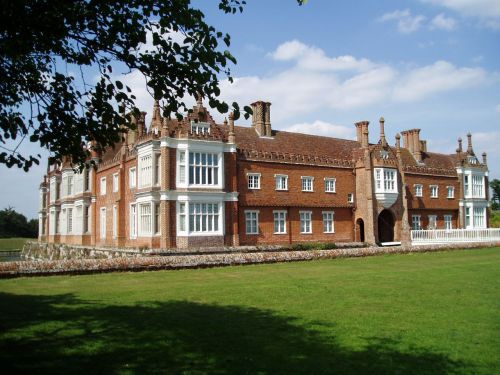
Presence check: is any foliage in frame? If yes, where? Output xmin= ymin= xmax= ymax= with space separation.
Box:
xmin=490 ymin=210 xmax=500 ymax=228
xmin=290 ymin=242 xmax=337 ymax=251
xmin=0 ymin=207 xmax=37 ymax=238
xmin=490 ymin=179 xmax=500 ymax=208
xmin=0 ymin=248 xmax=499 ymax=373
xmin=1 ymin=0 xmax=307 ymax=170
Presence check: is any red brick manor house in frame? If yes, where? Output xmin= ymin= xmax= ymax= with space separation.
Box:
xmin=38 ymin=98 xmax=490 ymax=249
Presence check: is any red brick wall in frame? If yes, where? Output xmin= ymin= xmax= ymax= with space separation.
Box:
xmin=237 ymin=160 xmax=355 ymax=207
xmin=405 ymin=173 xmax=459 ymax=211
xmin=408 ymin=209 xmax=458 ymax=230
xmin=239 ymin=206 xmax=353 ymax=245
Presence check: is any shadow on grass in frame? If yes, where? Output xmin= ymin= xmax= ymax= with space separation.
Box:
xmin=0 ymin=292 xmax=467 ymax=374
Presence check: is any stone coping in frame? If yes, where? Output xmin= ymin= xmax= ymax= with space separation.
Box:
xmin=1 ymin=241 xmax=498 ymax=278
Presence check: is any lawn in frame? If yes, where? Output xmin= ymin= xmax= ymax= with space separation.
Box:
xmin=0 ymin=248 xmax=499 ymax=374
xmin=0 ymin=237 xmax=30 ymax=251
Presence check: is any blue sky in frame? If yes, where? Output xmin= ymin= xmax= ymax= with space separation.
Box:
xmin=1 ymin=0 xmax=499 ymax=219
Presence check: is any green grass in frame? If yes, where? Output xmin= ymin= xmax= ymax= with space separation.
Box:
xmin=0 ymin=248 xmax=499 ymax=374
xmin=0 ymin=237 xmax=30 ymax=251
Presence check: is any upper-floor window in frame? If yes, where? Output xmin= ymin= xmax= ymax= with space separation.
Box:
xmin=301 ymin=177 xmax=314 ymax=192
xmin=275 ymin=175 xmax=288 ymax=191
xmin=447 ymin=186 xmax=454 ymax=199
xmin=191 ymin=121 xmax=210 ymax=135
xmin=348 ymin=193 xmax=354 ymax=203
xmin=154 ymin=154 xmax=161 ymax=185
xmin=414 ymin=184 xmax=423 ymax=197
xmin=472 ymin=175 xmax=484 ymax=198
xmin=100 ymin=177 xmax=106 ymax=195
xmin=139 ymin=154 xmax=152 ymax=188
xmin=67 ymin=175 xmax=73 ymax=196
xmin=464 ymin=175 xmax=470 ymax=196
xmin=247 ymin=173 xmax=261 ymax=190
xmin=189 ymin=152 xmax=219 ymax=185
xmin=325 ymin=178 xmax=336 ymax=193
xmin=129 ymin=167 xmax=136 ymax=189
xmin=430 ymin=185 xmax=438 ymax=198
xmin=113 ymin=173 xmax=119 ymax=192
xmin=374 ymin=168 xmax=397 ymax=193
xmin=178 ymin=151 xmax=186 ymax=184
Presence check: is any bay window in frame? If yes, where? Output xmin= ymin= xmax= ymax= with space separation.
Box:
xmin=177 ymin=201 xmax=222 ymax=235
xmin=188 ymin=152 xmax=219 ymax=186
xmin=374 ymin=168 xmax=397 ymax=193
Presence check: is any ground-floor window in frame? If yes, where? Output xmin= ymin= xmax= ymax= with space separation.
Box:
xmin=100 ymin=207 xmax=106 ymax=239
xmin=176 ymin=201 xmax=223 ymax=235
xmin=139 ymin=203 xmax=152 ymax=236
xmin=427 ymin=215 xmax=437 ymax=230
xmin=323 ymin=211 xmax=335 ymax=233
xmin=130 ymin=204 xmax=137 ymax=238
xmin=412 ymin=215 xmax=421 ymax=230
xmin=154 ymin=202 xmax=161 ymax=235
xmin=473 ymin=207 xmax=486 ymax=228
xmin=245 ymin=210 xmax=259 ymax=235
xmin=273 ymin=210 xmax=287 ymax=234
xmin=444 ymin=215 xmax=453 ymax=230
xmin=465 ymin=207 xmax=471 ymax=228
xmin=300 ymin=211 xmax=312 ymax=233
xmin=67 ymin=208 xmax=73 ymax=234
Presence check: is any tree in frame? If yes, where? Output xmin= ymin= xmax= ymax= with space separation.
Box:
xmin=490 ymin=179 xmax=500 ymax=210
xmin=1 ymin=1 xmax=305 ymax=170
xmin=0 ymin=207 xmax=38 ymax=238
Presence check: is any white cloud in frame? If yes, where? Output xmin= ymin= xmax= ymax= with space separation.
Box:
xmin=430 ymin=13 xmax=457 ymax=30
xmin=270 ymin=40 xmax=375 ymax=72
xmin=421 ymin=0 xmax=500 ymax=18
xmin=393 ymin=61 xmax=486 ymax=101
xmin=421 ymin=0 xmax=500 ymax=29
xmin=378 ymin=9 xmax=426 ymax=33
xmin=284 ymin=120 xmax=355 ymax=139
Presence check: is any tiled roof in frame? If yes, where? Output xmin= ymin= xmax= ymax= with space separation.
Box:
xmin=234 ymin=126 xmax=359 ymax=166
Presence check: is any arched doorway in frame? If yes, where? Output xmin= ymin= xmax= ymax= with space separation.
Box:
xmin=378 ymin=210 xmax=395 ymax=243
xmin=356 ymin=218 xmax=365 ymax=242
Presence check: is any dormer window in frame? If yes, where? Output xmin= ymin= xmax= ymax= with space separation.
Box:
xmin=467 ymin=156 xmax=477 ymax=164
xmin=191 ymin=121 xmax=210 ymax=135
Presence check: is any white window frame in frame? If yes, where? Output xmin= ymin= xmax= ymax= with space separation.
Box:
xmin=430 ymin=185 xmax=438 ymax=198
xmin=112 ymin=205 xmax=118 ymax=238
xmin=188 ymin=152 xmax=221 ymax=187
xmin=67 ymin=175 xmax=74 ymax=196
xmin=348 ymin=193 xmax=354 ymax=203
xmin=176 ymin=201 xmax=223 ymax=236
xmin=300 ymin=211 xmax=312 ymax=234
xmin=113 ymin=173 xmax=119 ymax=193
xmin=447 ymin=186 xmax=454 ymax=199
xmin=247 ymin=173 xmax=261 ymax=190
xmin=191 ymin=121 xmax=210 ymax=135
xmin=412 ymin=215 xmax=422 ymax=230
xmin=324 ymin=178 xmax=336 ymax=193
xmin=323 ymin=211 xmax=335 ymax=233
xmin=100 ymin=177 xmax=106 ymax=195
xmin=301 ymin=176 xmax=314 ymax=192
xmin=129 ymin=167 xmax=137 ymax=189
xmin=139 ymin=153 xmax=153 ymax=188
xmin=473 ymin=206 xmax=486 ymax=228
xmin=414 ymin=184 xmax=423 ymax=197
xmin=427 ymin=215 xmax=437 ymax=230
xmin=175 ymin=144 xmax=224 ymax=190
xmin=154 ymin=153 xmax=161 ymax=186
xmin=100 ymin=207 xmax=106 ymax=239
xmin=273 ymin=210 xmax=287 ymax=234
xmin=245 ymin=210 xmax=259 ymax=235
xmin=130 ymin=203 xmax=137 ymax=239
xmin=275 ymin=174 xmax=288 ymax=191
xmin=444 ymin=215 xmax=453 ymax=230
xmin=154 ymin=202 xmax=161 ymax=235
xmin=374 ymin=168 xmax=398 ymax=193
xmin=138 ymin=202 xmax=152 ymax=237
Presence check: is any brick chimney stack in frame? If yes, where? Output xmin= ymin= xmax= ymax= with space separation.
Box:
xmin=228 ymin=112 xmax=236 ymax=143
xmin=401 ymin=129 xmax=422 ymax=162
xmin=355 ymin=121 xmax=370 ymax=148
xmin=379 ymin=117 xmax=387 ymax=147
xmin=251 ymin=101 xmax=272 ymax=137
xmin=467 ymin=132 xmax=474 ymax=154
xmin=482 ymin=152 xmax=487 ymax=165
